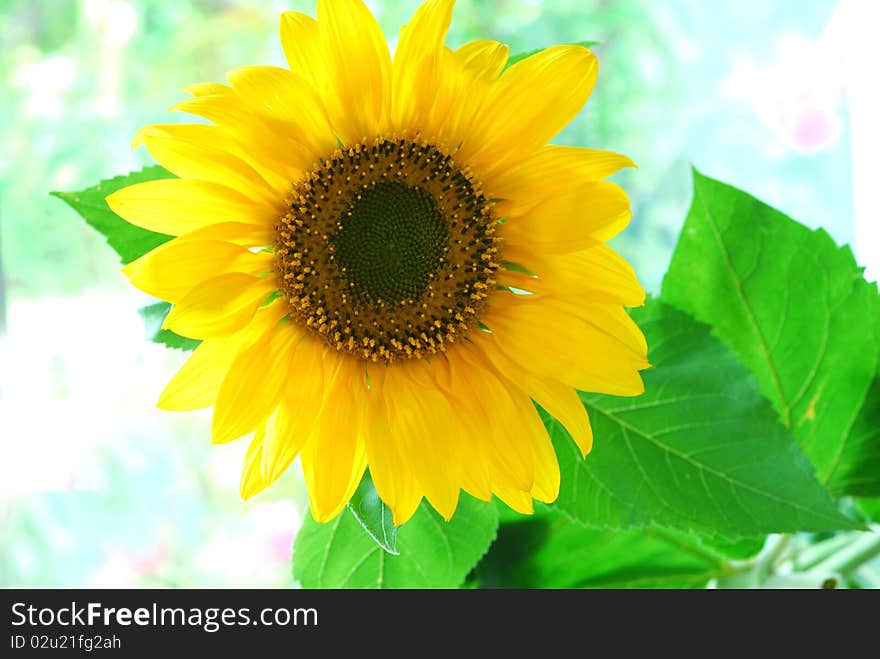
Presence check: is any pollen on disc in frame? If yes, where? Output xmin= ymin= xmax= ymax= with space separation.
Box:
xmin=275 ymin=136 xmax=500 ymax=364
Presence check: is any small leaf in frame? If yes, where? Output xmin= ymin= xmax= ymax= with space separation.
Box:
xmin=52 ymin=166 xmax=175 ymax=264
xmin=551 ymin=298 xmax=859 ymax=536
xmin=293 ymin=494 xmax=498 ymax=588
xmin=347 ymin=472 xmax=399 ymax=555
xmin=662 ymin=170 xmax=880 ymax=496
xmin=139 ymin=302 xmax=201 ymax=352
xmin=505 ymin=40 xmax=600 ymax=70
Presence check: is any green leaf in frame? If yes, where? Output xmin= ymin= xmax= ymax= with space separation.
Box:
xmin=551 ymin=298 xmax=859 ymax=536
xmin=662 ymin=170 xmax=880 ymax=497
xmin=475 ymin=509 xmax=741 ymax=589
xmin=138 ymin=302 xmax=201 ymax=352
xmin=505 ymin=41 xmax=600 ymax=70
xmin=347 ymin=472 xmax=399 ymax=555
xmin=857 ymin=498 xmax=880 ymax=524
xmin=832 ymin=379 xmax=880 ymax=497
xmin=51 ymin=166 xmax=175 ymax=264
xmin=293 ymin=494 xmax=498 ymax=588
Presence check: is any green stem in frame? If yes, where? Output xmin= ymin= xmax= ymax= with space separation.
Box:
xmin=814 ymin=531 xmax=880 ymax=575
xmin=793 ymin=533 xmax=855 ymax=571
xmin=753 ymin=534 xmax=792 ymax=585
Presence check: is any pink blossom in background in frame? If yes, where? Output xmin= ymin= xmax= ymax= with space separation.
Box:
xmin=721 ymin=33 xmax=843 ymax=155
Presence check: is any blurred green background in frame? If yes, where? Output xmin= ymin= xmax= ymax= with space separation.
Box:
xmin=0 ymin=0 xmax=869 ymax=586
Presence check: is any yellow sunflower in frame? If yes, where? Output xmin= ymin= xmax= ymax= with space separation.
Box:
xmin=107 ymin=0 xmax=649 ymax=525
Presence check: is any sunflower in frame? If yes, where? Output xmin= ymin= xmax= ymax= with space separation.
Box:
xmin=107 ymin=0 xmax=649 ymax=525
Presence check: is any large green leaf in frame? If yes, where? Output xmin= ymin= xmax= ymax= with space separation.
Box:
xmin=52 ymin=166 xmax=175 ymax=264
xmin=293 ymin=494 xmax=498 ymax=588
xmin=857 ymin=498 xmax=880 ymax=524
xmin=475 ymin=509 xmax=748 ymax=589
xmin=347 ymin=472 xmax=399 ymax=555
xmin=552 ymin=299 xmax=858 ymax=536
xmin=139 ymin=302 xmax=201 ymax=352
xmin=663 ymin=171 xmax=880 ymax=496
xmin=833 ymin=379 xmax=880 ymax=497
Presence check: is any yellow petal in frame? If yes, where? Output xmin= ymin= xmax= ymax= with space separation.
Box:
xmin=226 ymin=65 xmax=337 ymax=161
xmin=212 ymin=318 xmax=300 ymax=444
xmin=300 ymin=355 xmax=368 ymax=523
xmin=485 ymin=295 xmax=648 ymax=396
xmin=123 ymin=239 xmax=272 ymax=303
xmin=501 ymin=243 xmax=646 ymax=308
xmin=499 ymin=378 xmax=560 ymax=503
xmin=171 ymin=94 xmax=305 ymax=182
xmin=476 ymin=332 xmax=594 ymax=456
xmin=449 ymin=345 xmax=559 ymax=502
xmin=260 ymin=336 xmax=326 ymax=483
xmin=157 ymin=304 xmax=284 ymax=411
xmin=455 ymin=39 xmax=509 ymax=83
xmin=163 ymin=273 xmax=278 ymax=339
xmin=447 ymin=347 xmax=536 ymax=493
xmin=500 ymin=181 xmax=631 ymax=252
xmin=432 ymin=41 xmax=508 ymax=148
xmin=423 ymin=364 xmax=495 ymax=504
xmin=461 ymin=45 xmax=598 ymax=178
xmin=488 ymin=145 xmax=635 ymax=207
xmin=280 ymin=12 xmax=326 ymax=94
xmin=158 ymin=338 xmax=239 ymax=412
xmin=134 ymin=124 xmax=284 ymax=206
xmin=493 ymin=487 xmax=535 ymax=515
xmin=317 ymin=0 xmax=391 ymax=142
xmin=167 ymin=221 xmax=274 ymax=247
xmin=383 ymin=361 xmax=463 ymax=520
xmin=184 ymin=82 xmax=230 ymax=97
xmin=106 ymin=179 xmax=274 ymax=237
xmin=240 ymin=423 xmax=270 ymax=500
xmin=361 ymin=367 xmax=423 ymax=525
xmin=256 ymin=407 xmax=297 ymax=486
xmin=391 ymin=0 xmax=455 ymax=131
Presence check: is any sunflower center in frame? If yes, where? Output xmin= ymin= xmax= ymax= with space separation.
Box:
xmin=332 ymin=181 xmax=447 ymax=306
xmin=275 ymin=136 xmax=500 ymax=364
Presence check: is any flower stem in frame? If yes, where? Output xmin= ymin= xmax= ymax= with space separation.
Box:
xmin=813 ymin=530 xmax=880 ymax=575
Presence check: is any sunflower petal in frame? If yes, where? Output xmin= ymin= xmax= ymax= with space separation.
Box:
xmin=500 ymin=181 xmax=632 ymax=251
xmin=462 ymin=45 xmax=598 ymax=177
xmin=392 ymin=0 xmax=455 ymax=131
xmin=162 ymin=274 xmax=278 ymax=339
xmin=488 ymin=145 xmax=635 ymax=207
xmin=300 ymin=355 xmax=368 ymax=523
xmin=476 ymin=333 xmax=594 ymax=456
xmin=455 ymin=39 xmax=509 ymax=82
xmin=383 ymin=362 xmax=463 ymax=520
xmin=212 ymin=318 xmax=300 ymax=444
xmin=123 ymin=239 xmax=271 ymax=303
xmin=317 ymin=0 xmax=392 ymax=142
xmin=226 ymin=65 xmax=337 ymax=160
xmin=432 ymin=41 xmax=508 ymax=148
xmin=485 ymin=295 xmax=648 ymax=396
xmin=260 ymin=336 xmax=326 ymax=483
xmin=157 ymin=304 xmax=284 ymax=411
xmin=448 ymin=347 xmax=536 ymax=493
xmin=240 ymin=423 xmax=270 ymax=500
xmin=169 ymin=221 xmax=274 ymax=247
xmin=501 ymin=243 xmax=646 ymax=308
xmin=280 ymin=12 xmax=326 ymax=92
xmin=106 ymin=179 xmax=274 ymax=236
xmin=171 ymin=94 xmax=306 ymax=181
xmin=134 ymin=124 xmax=285 ymax=205
xmin=361 ymin=367 xmax=423 ymax=525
